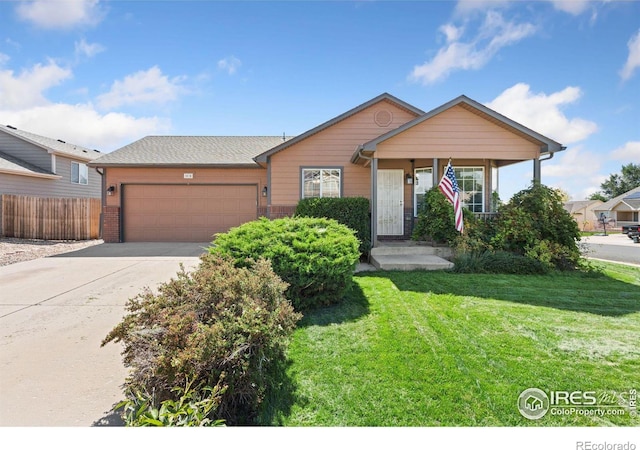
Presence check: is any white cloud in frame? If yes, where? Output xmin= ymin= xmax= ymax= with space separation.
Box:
xmin=74 ymin=39 xmax=105 ymax=59
xmin=0 ymin=59 xmax=172 ymax=151
xmin=485 ymin=83 xmax=598 ymax=144
xmin=16 ymin=0 xmax=104 ymax=30
xmin=217 ymin=56 xmax=242 ymax=75
xmin=611 ymin=141 xmax=640 ymax=160
xmin=0 ymin=103 xmax=170 ymax=151
xmin=620 ymin=29 xmax=640 ymax=81
xmin=0 ymin=60 xmax=72 ymax=109
xmin=536 ymin=146 xmax=609 ymax=200
xmin=409 ymin=11 xmax=536 ymax=84
xmin=96 ymin=66 xmax=185 ymax=109
xmin=0 ymin=53 xmax=9 ymax=66
xmin=546 ymin=0 xmax=592 ymax=15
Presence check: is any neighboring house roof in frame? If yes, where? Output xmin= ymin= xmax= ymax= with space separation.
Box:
xmin=253 ymin=92 xmax=425 ymax=163
xmin=354 ymin=95 xmax=565 ymax=161
xmin=563 ymin=200 xmax=602 ymax=215
xmin=595 ymin=186 xmax=640 ymax=212
xmin=0 ymin=151 xmax=61 ymax=179
xmin=1 ymin=125 xmax=102 ymax=162
xmin=90 ymin=136 xmax=294 ymax=168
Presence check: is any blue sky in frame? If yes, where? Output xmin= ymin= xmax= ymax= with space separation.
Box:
xmin=0 ymin=0 xmax=638 ymax=201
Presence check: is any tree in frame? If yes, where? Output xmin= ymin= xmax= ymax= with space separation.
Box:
xmin=592 ymin=163 xmax=640 ymax=200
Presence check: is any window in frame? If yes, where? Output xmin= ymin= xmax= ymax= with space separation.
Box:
xmin=455 ymin=167 xmax=484 ymax=213
xmin=414 ymin=168 xmax=433 ymax=216
xmin=302 ymin=168 xmax=341 ymax=198
xmin=71 ymin=162 xmax=88 ymax=185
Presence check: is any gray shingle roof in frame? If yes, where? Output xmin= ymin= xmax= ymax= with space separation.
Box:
xmin=91 ymin=136 xmax=293 ymax=167
xmin=0 ymin=151 xmax=59 ymax=178
xmin=1 ymin=125 xmax=102 ymax=161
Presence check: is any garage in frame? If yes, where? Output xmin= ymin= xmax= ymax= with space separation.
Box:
xmin=122 ymin=184 xmax=258 ymax=242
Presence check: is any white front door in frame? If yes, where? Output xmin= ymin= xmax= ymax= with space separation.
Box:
xmin=377 ymin=169 xmax=404 ymax=236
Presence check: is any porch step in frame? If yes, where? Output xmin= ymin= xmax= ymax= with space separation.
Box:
xmin=370 ymin=254 xmax=454 ymax=271
xmin=370 ymin=244 xmax=453 ymax=259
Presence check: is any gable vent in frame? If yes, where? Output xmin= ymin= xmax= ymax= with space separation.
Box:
xmin=374 ymin=109 xmax=393 ymax=127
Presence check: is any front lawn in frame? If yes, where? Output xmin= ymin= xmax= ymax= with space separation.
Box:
xmin=261 ymin=261 xmax=640 ymax=426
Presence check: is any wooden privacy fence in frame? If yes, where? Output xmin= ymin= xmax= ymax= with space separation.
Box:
xmin=1 ymin=195 xmax=101 ymax=240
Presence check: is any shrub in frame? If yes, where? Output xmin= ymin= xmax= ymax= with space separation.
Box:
xmin=491 ymin=183 xmax=581 ymax=270
xmin=210 ymin=217 xmax=360 ymax=310
xmin=102 ymin=255 xmax=301 ymax=425
xmin=295 ymin=196 xmax=370 ymax=255
xmin=412 ymin=187 xmax=472 ymax=245
xmin=117 ymin=380 xmax=226 ymax=427
xmin=453 ymin=251 xmax=549 ymax=275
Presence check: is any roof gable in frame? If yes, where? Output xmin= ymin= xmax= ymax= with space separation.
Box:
xmin=596 ymin=186 xmax=640 ymax=211
xmin=0 ymin=125 xmax=102 ymax=161
xmin=360 ymin=95 xmax=564 ymax=154
xmin=253 ymin=93 xmax=424 ymax=163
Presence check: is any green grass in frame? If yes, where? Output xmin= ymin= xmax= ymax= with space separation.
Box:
xmin=261 ymin=261 xmax=640 ymax=426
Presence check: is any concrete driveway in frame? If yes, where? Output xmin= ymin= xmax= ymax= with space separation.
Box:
xmin=0 ymin=242 xmax=208 ymax=426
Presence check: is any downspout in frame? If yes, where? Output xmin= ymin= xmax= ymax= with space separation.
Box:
xmin=534 ymin=145 xmax=565 ymax=184
xmin=95 ymin=167 xmax=104 ymax=239
xmin=356 ymin=146 xmax=375 ymax=258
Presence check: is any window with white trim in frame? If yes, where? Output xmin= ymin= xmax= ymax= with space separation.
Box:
xmin=414 ymin=167 xmax=433 ymax=216
xmin=71 ymin=161 xmax=88 ymax=185
xmin=302 ymin=168 xmax=341 ymax=198
xmin=455 ymin=167 xmax=484 ymax=212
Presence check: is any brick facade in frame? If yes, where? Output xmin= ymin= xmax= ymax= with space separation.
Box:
xmin=102 ymin=205 xmax=120 ymax=243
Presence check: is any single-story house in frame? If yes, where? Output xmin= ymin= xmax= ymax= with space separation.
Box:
xmin=90 ymin=93 xmax=565 ymax=244
xmin=0 ymin=125 xmax=102 ymax=236
xmin=593 ymin=186 xmax=640 ymax=229
xmin=563 ymin=200 xmax=603 ymax=231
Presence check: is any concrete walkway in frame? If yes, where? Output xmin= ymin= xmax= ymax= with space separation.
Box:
xmin=0 ymin=243 xmax=206 ymax=426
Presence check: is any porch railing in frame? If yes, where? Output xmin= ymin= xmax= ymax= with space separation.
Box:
xmin=473 ymin=212 xmax=498 ymax=221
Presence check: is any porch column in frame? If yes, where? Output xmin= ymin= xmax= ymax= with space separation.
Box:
xmin=371 ymin=158 xmax=378 ymax=248
xmin=433 ymin=158 xmax=439 ymax=186
xmin=533 ymin=158 xmax=541 ymax=183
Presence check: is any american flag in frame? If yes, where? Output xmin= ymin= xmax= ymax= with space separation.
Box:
xmin=438 ymin=161 xmax=464 ymax=233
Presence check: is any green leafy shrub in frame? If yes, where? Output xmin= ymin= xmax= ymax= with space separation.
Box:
xmin=102 ymin=255 xmax=301 ymax=425
xmin=117 ymin=380 xmax=226 ymax=427
xmin=210 ymin=217 xmax=360 ymax=310
xmin=295 ymin=197 xmax=370 ymax=255
xmin=412 ymin=187 xmax=471 ymax=245
xmin=491 ymin=183 xmax=581 ymax=270
xmin=453 ymin=250 xmax=549 ymax=275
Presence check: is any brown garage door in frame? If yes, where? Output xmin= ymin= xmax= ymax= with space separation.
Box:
xmin=123 ymin=184 xmax=257 ymax=242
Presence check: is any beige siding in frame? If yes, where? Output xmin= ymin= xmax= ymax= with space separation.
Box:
xmin=270 ymin=100 xmax=418 ymax=205
xmin=375 ymin=105 xmax=540 ymax=160
xmin=104 ymin=166 xmax=267 ymax=210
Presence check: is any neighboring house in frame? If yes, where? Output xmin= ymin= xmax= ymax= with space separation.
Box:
xmin=563 ymin=200 xmax=603 ymax=231
xmin=593 ymin=186 xmax=640 ymax=229
xmin=0 ymin=125 xmax=103 ymax=237
xmin=90 ymin=93 xmax=565 ymax=244
xmin=0 ymin=125 xmax=102 ymax=199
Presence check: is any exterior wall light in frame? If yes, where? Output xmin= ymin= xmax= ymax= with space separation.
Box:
xmin=262 ymin=186 xmax=268 ymax=197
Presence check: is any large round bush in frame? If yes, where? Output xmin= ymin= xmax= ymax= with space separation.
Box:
xmin=209 ymin=217 xmax=360 ymax=310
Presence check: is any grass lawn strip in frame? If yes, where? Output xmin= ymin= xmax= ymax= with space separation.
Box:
xmin=275 ymin=262 xmax=640 ymax=426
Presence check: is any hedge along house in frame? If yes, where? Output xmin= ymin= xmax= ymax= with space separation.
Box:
xmin=91 ymin=93 xmax=565 ymax=244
